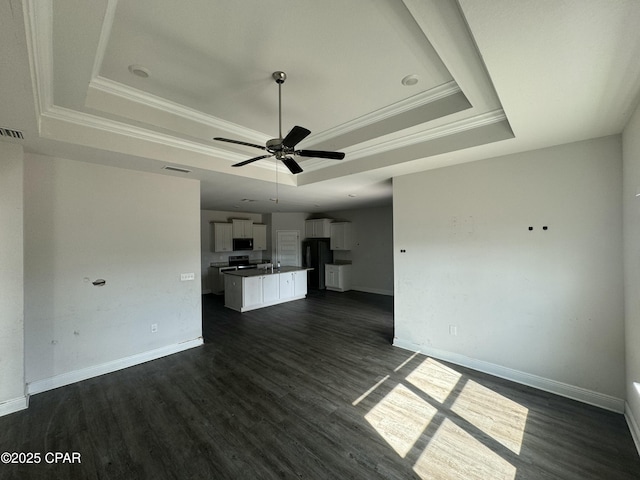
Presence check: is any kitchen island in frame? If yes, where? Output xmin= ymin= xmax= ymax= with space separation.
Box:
xmin=223 ymin=266 xmax=312 ymax=312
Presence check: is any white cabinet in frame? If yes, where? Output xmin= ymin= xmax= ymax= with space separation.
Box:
xmin=262 ymin=274 xmax=280 ymax=303
xmin=228 ymin=274 xmax=280 ymax=311
xmin=225 ymin=269 xmax=308 ymax=312
xmin=305 ymin=218 xmax=332 ymax=238
xmin=232 ymin=219 xmax=253 ymax=239
xmin=330 ymin=222 xmax=352 ymax=250
xmin=213 ymin=223 xmax=233 ymax=252
xmin=325 ymin=264 xmax=351 ymax=292
xmin=279 ymin=270 xmax=307 ymax=299
xmin=253 ymin=224 xmax=267 ymax=251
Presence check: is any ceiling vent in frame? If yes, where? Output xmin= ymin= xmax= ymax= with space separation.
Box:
xmin=0 ymin=127 xmax=24 ymax=140
xmin=162 ymin=165 xmax=191 ymax=174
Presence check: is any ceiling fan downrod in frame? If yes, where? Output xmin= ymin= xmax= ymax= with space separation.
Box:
xmin=273 ymin=71 xmax=286 ymax=141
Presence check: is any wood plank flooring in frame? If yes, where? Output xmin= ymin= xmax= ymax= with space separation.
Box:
xmin=1 ymin=290 xmax=639 ymax=479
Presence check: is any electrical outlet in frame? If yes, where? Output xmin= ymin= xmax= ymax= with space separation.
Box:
xmin=180 ymin=273 xmax=195 ymax=281
xmin=151 ymin=323 xmax=158 ymax=333
xmin=449 ymin=325 xmax=458 ymax=336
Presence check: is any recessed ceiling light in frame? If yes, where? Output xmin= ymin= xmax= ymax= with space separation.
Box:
xmin=128 ymin=64 xmax=150 ymax=78
xmin=401 ymin=74 xmax=419 ymax=86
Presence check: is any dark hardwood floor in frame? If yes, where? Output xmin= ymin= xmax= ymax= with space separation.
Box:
xmin=1 ymin=290 xmax=639 ymax=479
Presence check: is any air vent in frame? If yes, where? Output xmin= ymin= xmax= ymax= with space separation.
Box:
xmin=0 ymin=127 xmax=24 ymax=140
xmin=162 ymin=165 xmax=191 ymax=174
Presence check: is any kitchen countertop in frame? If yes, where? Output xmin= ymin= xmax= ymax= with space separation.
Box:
xmin=224 ymin=266 xmax=313 ymax=278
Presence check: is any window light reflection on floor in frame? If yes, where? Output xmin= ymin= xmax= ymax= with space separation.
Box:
xmin=406 ymin=357 xmax=462 ymax=404
xmin=356 ymin=355 xmax=527 ymax=480
xmin=451 ymin=379 xmax=528 ymax=454
xmin=414 ymin=418 xmax=517 ymax=480
xmin=364 ymin=384 xmax=437 ymax=458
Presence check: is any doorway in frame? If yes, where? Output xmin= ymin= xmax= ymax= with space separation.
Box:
xmin=276 ymin=230 xmax=301 ymax=266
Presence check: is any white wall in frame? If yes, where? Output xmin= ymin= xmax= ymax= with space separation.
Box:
xmin=327 ymin=206 xmax=394 ymax=295
xmin=200 ymin=210 xmax=265 ymax=292
xmin=623 ymin=101 xmax=640 ymax=447
xmin=393 ymin=136 xmax=625 ymax=411
xmin=0 ymin=143 xmax=26 ymax=415
xmin=24 ymin=154 xmax=202 ymax=392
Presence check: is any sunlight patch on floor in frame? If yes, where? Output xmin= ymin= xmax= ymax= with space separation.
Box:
xmin=352 ymin=375 xmax=389 ymax=406
xmin=405 ymin=357 xmax=462 ymax=403
xmin=451 ymin=379 xmax=528 ymax=454
xmin=413 ymin=418 xmax=517 ymax=480
xmin=364 ymin=384 xmax=437 ymax=458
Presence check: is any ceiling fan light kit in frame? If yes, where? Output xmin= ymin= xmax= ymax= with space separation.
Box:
xmin=214 ymin=71 xmax=345 ymax=175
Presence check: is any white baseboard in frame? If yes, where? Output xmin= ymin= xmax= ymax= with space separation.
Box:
xmin=27 ymin=337 xmax=203 ymax=396
xmin=625 ymin=402 xmax=640 ymax=456
xmin=0 ymin=395 xmax=29 ymax=417
xmin=393 ymin=338 xmax=625 ymax=413
xmin=352 ymin=286 xmax=394 ymax=296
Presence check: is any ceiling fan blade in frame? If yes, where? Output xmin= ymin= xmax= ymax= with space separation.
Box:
xmin=214 ymin=137 xmax=266 ymax=151
xmin=232 ymin=154 xmax=273 ymax=167
xmin=282 ymin=126 xmax=311 ymax=148
xmin=296 ymin=149 xmax=345 ymax=160
xmin=281 ymin=157 xmax=303 ymax=174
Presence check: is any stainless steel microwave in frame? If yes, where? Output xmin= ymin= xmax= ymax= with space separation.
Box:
xmin=232 ymin=238 xmax=253 ymax=251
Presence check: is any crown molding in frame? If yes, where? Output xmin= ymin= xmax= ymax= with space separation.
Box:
xmin=304 ymin=80 xmax=461 ymax=147
xmin=345 ymin=109 xmax=507 ymax=161
xmin=42 ymin=105 xmax=248 ymax=161
xmin=88 ymin=76 xmax=270 ymax=143
xmin=23 ymin=0 xmax=53 ymax=121
xmin=90 ymin=0 xmax=119 ymax=79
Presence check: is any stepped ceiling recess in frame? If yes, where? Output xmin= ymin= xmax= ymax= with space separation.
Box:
xmin=2 ymin=0 xmax=640 ymax=212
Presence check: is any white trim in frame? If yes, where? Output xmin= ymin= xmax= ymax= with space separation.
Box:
xmin=0 ymin=396 xmax=29 ymax=417
xmin=89 ymin=76 xmax=270 ymax=143
xmin=27 ymin=338 xmax=203 ymax=396
xmin=23 ymin=0 xmax=53 ymax=120
xmin=392 ymin=338 xmax=625 ymax=413
xmin=90 ymin=0 xmax=119 ymax=79
xmin=42 ymin=106 xmax=245 ymax=160
xmin=307 ymin=81 xmax=461 ymax=146
xmin=625 ymin=402 xmax=640 ymax=456
xmin=346 ymin=109 xmax=507 ymax=161
xmin=352 ymin=286 xmax=394 ymax=296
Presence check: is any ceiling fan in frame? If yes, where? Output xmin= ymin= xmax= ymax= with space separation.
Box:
xmin=214 ymin=71 xmax=345 ymax=175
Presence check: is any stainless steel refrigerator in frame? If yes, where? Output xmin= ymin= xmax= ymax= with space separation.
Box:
xmin=302 ymin=238 xmax=333 ymax=289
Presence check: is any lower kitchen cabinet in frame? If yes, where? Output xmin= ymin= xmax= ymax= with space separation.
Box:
xmin=325 ymin=264 xmax=351 ymax=292
xmin=224 ymin=268 xmax=310 ymax=312
xmin=279 ymin=270 xmax=308 ymax=299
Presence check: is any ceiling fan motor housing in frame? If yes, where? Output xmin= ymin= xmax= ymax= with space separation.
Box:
xmin=266 ymin=138 xmax=284 ymax=151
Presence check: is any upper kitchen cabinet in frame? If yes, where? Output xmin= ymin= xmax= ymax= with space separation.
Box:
xmin=232 ymin=219 xmax=253 ymax=239
xmin=253 ymin=224 xmax=267 ymax=251
xmin=305 ymin=218 xmax=332 ymax=238
xmin=330 ymin=222 xmax=352 ymax=250
xmin=213 ymin=222 xmax=233 ymax=252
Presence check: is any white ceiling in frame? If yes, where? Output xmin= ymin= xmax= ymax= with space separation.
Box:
xmin=2 ymin=0 xmax=640 ymax=213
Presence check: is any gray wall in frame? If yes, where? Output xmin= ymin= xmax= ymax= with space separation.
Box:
xmin=393 ymin=136 xmax=625 ymax=411
xmin=623 ymin=100 xmax=640 ymax=445
xmin=327 ymin=205 xmax=394 ymax=295
xmin=24 ymin=154 xmax=202 ymax=391
xmin=0 ymin=143 xmax=26 ymax=415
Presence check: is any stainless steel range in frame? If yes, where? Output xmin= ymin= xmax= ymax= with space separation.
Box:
xmin=228 ymin=255 xmax=256 ymax=269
